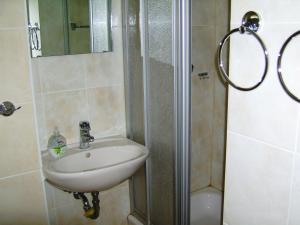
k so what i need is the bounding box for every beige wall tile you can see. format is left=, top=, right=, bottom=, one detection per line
left=191, top=134, right=212, bottom=191
left=111, top=0, right=122, bottom=27
left=211, top=161, right=224, bottom=190
left=227, top=24, right=299, bottom=151
left=54, top=182, right=130, bottom=225
left=0, top=29, right=32, bottom=104
left=43, top=90, right=89, bottom=148
left=225, top=1, right=300, bottom=224
left=29, top=1, right=128, bottom=223
left=211, top=126, right=226, bottom=190
left=44, top=181, right=55, bottom=210
left=51, top=183, right=75, bottom=208
left=37, top=55, right=86, bottom=93
left=191, top=0, right=228, bottom=192
left=191, top=75, right=214, bottom=191
left=48, top=208, right=58, bottom=225
left=31, top=58, right=42, bottom=94
left=0, top=103, right=39, bottom=178
left=85, top=52, right=123, bottom=88
left=55, top=203, right=85, bottom=225
left=215, top=0, right=229, bottom=26
left=224, top=132, right=293, bottom=225
left=111, top=27, right=124, bottom=55
left=288, top=155, right=300, bottom=225
left=35, top=93, right=48, bottom=150
left=192, top=26, right=216, bottom=76
left=87, top=86, right=126, bottom=138
left=0, top=0, right=26, bottom=28
left=99, top=181, right=130, bottom=225
left=0, top=171, right=48, bottom=225
left=34, top=17, right=125, bottom=152
left=85, top=27, right=124, bottom=88
left=192, top=0, right=216, bottom=26
left=0, top=1, right=48, bottom=225
left=231, top=0, right=300, bottom=25
left=212, top=72, right=227, bottom=190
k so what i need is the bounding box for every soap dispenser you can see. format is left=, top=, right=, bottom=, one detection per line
left=47, top=127, right=67, bottom=158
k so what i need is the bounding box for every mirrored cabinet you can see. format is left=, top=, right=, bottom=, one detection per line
left=26, top=0, right=113, bottom=57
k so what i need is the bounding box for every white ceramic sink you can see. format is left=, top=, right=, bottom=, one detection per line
left=43, top=137, right=149, bottom=192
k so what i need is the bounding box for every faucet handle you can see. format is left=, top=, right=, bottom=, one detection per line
left=0, top=101, right=21, bottom=117
left=79, top=121, right=91, bottom=130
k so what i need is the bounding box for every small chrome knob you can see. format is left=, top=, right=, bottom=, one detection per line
left=0, top=101, right=21, bottom=117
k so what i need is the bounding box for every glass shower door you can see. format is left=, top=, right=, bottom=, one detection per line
left=124, top=0, right=192, bottom=224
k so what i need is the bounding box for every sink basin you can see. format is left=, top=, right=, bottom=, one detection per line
left=42, top=137, right=149, bottom=192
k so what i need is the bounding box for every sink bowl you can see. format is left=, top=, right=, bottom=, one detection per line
left=42, top=137, right=149, bottom=192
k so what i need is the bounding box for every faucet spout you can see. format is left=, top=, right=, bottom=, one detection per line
left=79, top=121, right=94, bottom=149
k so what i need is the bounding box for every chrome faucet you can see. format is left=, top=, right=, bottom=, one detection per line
left=79, top=121, right=94, bottom=149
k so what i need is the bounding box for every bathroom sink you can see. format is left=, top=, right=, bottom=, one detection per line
left=42, top=137, right=149, bottom=192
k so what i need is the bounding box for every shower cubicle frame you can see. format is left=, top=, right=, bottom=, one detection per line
left=122, top=0, right=192, bottom=224
left=173, top=0, right=191, bottom=224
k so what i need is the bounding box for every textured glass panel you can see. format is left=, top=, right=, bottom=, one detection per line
left=147, top=0, right=175, bottom=224
left=124, top=0, right=175, bottom=223
left=125, top=0, right=147, bottom=220
left=148, top=0, right=172, bottom=64
left=127, top=0, right=145, bottom=145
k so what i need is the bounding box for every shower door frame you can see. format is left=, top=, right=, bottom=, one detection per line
left=123, top=0, right=192, bottom=223
left=173, top=0, right=192, bottom=225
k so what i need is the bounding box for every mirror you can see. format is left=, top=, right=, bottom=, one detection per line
left=27, top=0, right=112, bottom=57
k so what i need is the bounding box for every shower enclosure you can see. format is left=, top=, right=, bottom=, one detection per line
left=123, top=0, right=228, bottom=224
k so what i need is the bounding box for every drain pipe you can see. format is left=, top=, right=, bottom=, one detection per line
left=90, top=192, right=100, bottom=219
left=73, top=192, right=100, bottom=219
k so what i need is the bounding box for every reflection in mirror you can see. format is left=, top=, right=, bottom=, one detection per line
left=27, top=0, right=112, bottom=57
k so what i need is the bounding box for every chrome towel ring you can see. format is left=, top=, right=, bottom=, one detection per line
left=277, top=30, right=300, bottom=102
left=217, top=11, right=269, bottom=91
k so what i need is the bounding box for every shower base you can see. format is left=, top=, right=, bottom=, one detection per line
left=190, top=187, right=222, bottom=225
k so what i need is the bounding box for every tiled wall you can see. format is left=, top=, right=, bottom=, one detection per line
left=191, top=0, right=228, bottom=192
left=0, top=0, right=48, bottom=224
left=224, top=1, right=300, bottom=225
left=32, top=0, right=126, bottom=150
left=30, top=0, right=130, bottom=225
left=45, top=181, right=130, bottom=225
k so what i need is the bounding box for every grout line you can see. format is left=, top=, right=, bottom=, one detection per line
left=209, top=5, right=219, bottom=186
left=41, top=84, right=123, bottom=96
left=0, top=26, right=27, bottom=31
left=191, top=25, right=216, bottom=28
left=286, top=106, right=300, bottom=225
left=228, top=130, right=295, bottom=155
left=286, top=151, right=297, bottom=225
left=13, top=100, right=33, bottom=106
left=23, top=0, right=50, bottom=223
left=0, top=169, right=39, bottom=181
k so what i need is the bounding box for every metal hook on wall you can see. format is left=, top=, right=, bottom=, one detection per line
left=28, top=22, right=41, bottom=51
